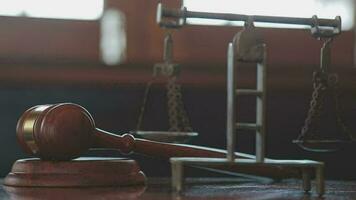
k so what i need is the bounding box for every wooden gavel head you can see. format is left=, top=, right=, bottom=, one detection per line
left=16, top=103, right=95, bottom=160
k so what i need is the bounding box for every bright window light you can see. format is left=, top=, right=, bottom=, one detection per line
left=184, top=0, right=354, bottom=30
left=0, top=0, right=104, bottom=20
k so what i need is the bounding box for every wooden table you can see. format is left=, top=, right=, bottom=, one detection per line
left=1, top=178, right=356, bottom=199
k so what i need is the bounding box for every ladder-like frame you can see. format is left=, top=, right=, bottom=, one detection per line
left=226, top=36, right=266, bottom=163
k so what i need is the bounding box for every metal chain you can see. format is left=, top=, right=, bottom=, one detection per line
left=136, top=74, right=192, bottom=132
left=136, top=30, right=192, bottom=132
left=300, top=70, right=355, bottom=141
left=166, top=76, right=193, bottom=132
left=330, top=74, right=356, bottom=141
left=299, top=70, right=327, bottom=140
left=166, top=77, right=179, bottom=131
left=136, top=77, right=155, bottom=131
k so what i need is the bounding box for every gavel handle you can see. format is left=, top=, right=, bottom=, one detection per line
left=94, top=128, right=299, bottom=179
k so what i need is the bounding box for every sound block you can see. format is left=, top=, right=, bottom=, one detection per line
left=4, top=185, right=146, bottom=200
left=4, top=157, right=146, bottom=187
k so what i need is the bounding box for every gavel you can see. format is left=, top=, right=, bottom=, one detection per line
left=16, top=103, right=298, bottom=178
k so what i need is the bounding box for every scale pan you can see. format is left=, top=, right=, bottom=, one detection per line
left=293, top=139, right=353, bottom=153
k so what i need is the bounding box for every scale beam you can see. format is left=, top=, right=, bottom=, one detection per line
left=157, top=3, right=341, bottom=32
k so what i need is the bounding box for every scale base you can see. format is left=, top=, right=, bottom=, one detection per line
left=170, top=157, right=325, bottom=196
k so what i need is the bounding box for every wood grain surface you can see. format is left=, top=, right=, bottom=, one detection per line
left=2, top=178, right=356, bottom=200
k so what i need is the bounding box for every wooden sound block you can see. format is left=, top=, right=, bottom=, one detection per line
left=4, top=157, right=146, bottom=187
left=3, top=185, right=146, bottom=200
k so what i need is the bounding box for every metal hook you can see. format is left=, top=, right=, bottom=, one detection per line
left=163, top=32, right=173, bottom=64
left=244, top=16, right=255, bottom=29
left=320, top=37, right=333, bottom=74
left=153, top=31, right=180, bottom=77
left=156, top=3, right=186, bottom=28
left=311, top=15, right=341, bottom=38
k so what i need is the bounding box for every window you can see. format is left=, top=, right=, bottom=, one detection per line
left=0, top=0, right=104, bottom=20
left=184, top=0, right=354, bottom=30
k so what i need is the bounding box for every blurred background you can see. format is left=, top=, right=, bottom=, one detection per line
left=0, top=0, right=356, bottom=179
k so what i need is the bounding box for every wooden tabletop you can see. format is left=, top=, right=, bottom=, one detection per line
left=1, top=178, right=356, bottom=199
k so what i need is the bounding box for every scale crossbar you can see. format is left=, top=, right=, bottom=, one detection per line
left=157, top=3, right=340, bottom=28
